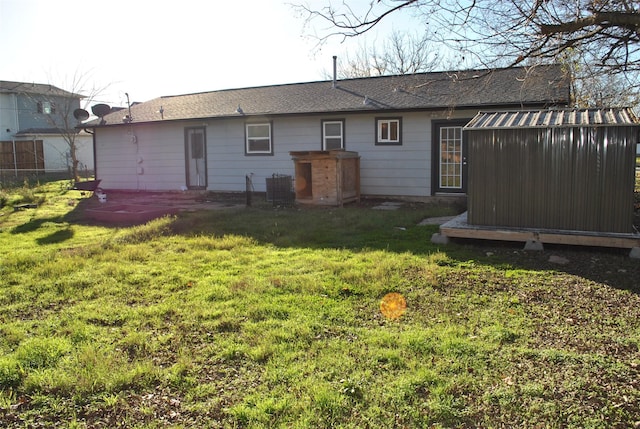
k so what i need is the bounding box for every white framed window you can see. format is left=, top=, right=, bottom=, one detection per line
left=245, top=122, right=273, bottom=155
left=376, top=117, right=401, bottom=145
left=37, top=101, right=55, bottom=114
left=322, top=119, right=344, bottom=150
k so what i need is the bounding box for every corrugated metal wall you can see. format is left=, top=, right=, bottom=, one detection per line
left=467, top=126, right=637, bottom=233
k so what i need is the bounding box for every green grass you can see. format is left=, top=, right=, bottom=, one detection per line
left=0, top=180, right=639, bottom=428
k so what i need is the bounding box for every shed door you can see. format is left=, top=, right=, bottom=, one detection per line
left=185, top=127, right=207, bottom=189
left=433, top=120, right=469, bottom=194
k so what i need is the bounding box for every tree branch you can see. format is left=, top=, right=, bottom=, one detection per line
left=297, top=0, right=419, bottom=38
left=540, top=12, right=640, bottom=35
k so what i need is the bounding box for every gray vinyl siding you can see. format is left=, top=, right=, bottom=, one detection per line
left=208, top=118, right=301, bottom=192
left=16, top=94, right=81, bottom=131
left=95, top=110, right=479, bottom=197
left=0, top=93, right=18, bottom=141
left=358, top=112, right=432, bottom=196
left=95, top=127, right=138, bottom=190
left=96, top=123, right=187, bottom=191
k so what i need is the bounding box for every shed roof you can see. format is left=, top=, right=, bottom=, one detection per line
left=465, top=108, right=640, bottom=130
left=87, top=64, right=570, bottom=127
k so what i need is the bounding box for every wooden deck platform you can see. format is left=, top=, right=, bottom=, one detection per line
left=437, top=212, right=640, bottom=250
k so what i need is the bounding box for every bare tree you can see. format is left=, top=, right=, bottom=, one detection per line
left=26, top=71, right=108, bottom=180
left=333, top=30, right=441, bottom=78
left=559, top=47, right=640, bottom=107
left=296, top=0, right=640, bottom=97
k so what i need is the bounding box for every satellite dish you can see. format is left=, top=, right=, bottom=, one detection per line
left=73, top=108, right=90, bottom=121
left=91, top=103, right=111, bottom=118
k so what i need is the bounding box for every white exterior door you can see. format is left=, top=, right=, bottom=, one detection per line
left=433, top=119, right=469, bottom=194
left=185, top=127, right=207, bottom=189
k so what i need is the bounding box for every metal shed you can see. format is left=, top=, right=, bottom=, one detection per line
left=464, top=108, right=639, bottom=234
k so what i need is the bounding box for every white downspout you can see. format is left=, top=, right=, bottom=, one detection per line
left=13, top=93, right=19, bottom=137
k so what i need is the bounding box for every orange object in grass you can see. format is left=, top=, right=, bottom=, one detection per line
left=380, top=292, right=407, bottom=320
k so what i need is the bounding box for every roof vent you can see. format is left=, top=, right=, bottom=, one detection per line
left=332, top=56, right=337, bottom=88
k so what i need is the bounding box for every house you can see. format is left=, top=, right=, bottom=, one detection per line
left=84, top=64, right=570, bottom=199
left=0, top=80, right=93, bottom=177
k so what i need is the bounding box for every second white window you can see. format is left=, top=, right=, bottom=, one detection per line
left=322, top=120, right=344, bottom=150
left=246, top=123, right=272, bottom=155
left=376, top=118, right=401, bottom=145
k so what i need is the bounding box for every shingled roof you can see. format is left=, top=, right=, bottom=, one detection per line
left=88, top=64, right=570, bottom=127
left=0, top=80, right=83, bottom=98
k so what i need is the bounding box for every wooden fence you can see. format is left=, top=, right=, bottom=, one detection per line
left=0, top=139, right=49, bottom=185
left=0, top=140, right=45, bottom=176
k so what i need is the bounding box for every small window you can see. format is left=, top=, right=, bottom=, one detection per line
left=191, top=133, right=204, bottom=159
left=246, top=123, right=273, bottom=155
left=376, top=117, right=402, bottom=145
left=322, top=119, right=344, bottom=150
left=37, top=101, right=55, bottom=114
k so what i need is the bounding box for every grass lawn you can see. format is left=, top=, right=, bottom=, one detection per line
left=0, top=180, right=639, bottom=428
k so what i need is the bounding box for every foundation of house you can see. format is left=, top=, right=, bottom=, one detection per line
left=434, top=212, right=640, bottom=258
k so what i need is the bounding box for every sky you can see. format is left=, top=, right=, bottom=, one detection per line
left=0, top=0, right=422, bottom=108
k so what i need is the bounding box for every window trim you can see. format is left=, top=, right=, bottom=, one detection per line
left=375, top=117, right=402, bottom=145
left=321, top=119, right=345, bottom=150
left=245, top=122, right=273, bottom=155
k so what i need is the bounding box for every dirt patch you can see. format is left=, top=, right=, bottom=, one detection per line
left=79, top=190, right=244, bottom=211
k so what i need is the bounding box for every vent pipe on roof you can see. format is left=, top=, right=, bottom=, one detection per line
left=125, top=92, right=133, bottom=123
left=332, top=56, right=337, bottom=88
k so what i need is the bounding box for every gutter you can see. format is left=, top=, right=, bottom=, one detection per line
left=81, top=101, right=569, bottom=130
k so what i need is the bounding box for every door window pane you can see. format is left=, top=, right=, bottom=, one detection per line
left=191, top=133, right=204, bottom=159
left=439, top=126, right=463, bottom=189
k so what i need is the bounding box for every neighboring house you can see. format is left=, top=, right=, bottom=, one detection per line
left=85, top=65, right=570, bottom=199
left=0, top=80, right=93, bottom=176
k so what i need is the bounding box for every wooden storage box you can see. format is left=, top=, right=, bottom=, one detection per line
left=290, top=150, right=360, bottom=206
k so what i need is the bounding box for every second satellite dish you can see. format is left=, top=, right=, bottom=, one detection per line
left=91, top=104, right=111, bottom=118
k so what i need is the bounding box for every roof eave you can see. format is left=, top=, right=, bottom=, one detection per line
left=85, top=99, right=568, bottom=129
